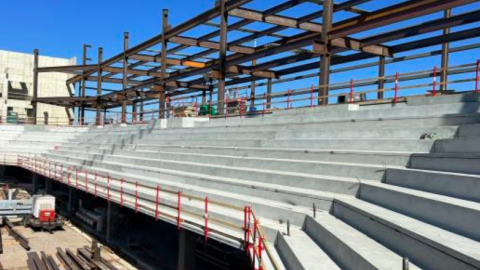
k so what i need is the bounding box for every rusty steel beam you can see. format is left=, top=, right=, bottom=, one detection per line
left=37, top=64, right=98, bottom=74
left=169, top=36, right=256, bottom=54
left=129, top=54, right=206, bottom=68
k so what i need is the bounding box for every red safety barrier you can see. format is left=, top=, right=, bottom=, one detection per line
left=67, top=167, right=71, bottom=186
left=244, top=206, right=251, bottom=250
left=54, top=163, right=57, bottom=180
left=155, top=186, right=160, bottom=221
left=262, top=92, right=266, bottom=117
left=75, top=169, right=79, bottom=189
left=135, top=181, right=139, bottom=213
left=350, top=79, right=354, bottom=104
left=204, top=196, right=209, bottom=243
left=94, top=172, right=98, bottom=197
left=310, top=85, right=314, bottom=108
left=287, top=89, right=291, bottom=109
left=476, top=60, right=479, bottom=93
left=107, top=175, right=111, bottom=202
left=120, top=179, right=124, bottom=207
left=60, top=165, right=64, bottom=182
left=177, top=191, right=182, bottom=230
left=394, top=72, right=400, bottom=104
left=432, top=66, right=438, bottom=96
left=257, top=236, right=263, bottom=270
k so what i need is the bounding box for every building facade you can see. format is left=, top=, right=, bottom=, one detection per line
left=0, top=50, right=75, bottom=125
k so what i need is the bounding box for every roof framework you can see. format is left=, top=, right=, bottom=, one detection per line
left=32, top=0, right=480, bottom=124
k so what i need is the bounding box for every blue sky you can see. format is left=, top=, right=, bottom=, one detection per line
left=1, top=0, right=480, bottom=114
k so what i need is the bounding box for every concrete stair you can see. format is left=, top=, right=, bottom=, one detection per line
left=3, top=93, right=480, bottom=270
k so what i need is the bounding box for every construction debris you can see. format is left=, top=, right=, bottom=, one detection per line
left=3, top=217, right=30, bottom=250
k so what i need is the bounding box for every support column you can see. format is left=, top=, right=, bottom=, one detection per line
left=31, top=173, right=39, bottom=194
left=32, top=49, right=39, bottom=125
left=378, top=56, right=386, bottom=100
left=67, top=187, right=78, bottom=217
left=177, top=229, right=196, bottom=270
left=159, top=9, right=169, bottom=119
left=0, top=166, right=5, bottom=178
left=96, top=47, right=103, bottom=126
left=132, top=101, right=137, bottom=123
left=318, top=0, right=333, bottom=106
left=139, top=102, right=144, bottom=122
left=106, top=201, right=120, bottom=241
left=249, top=59, right=257, bottom=111
left=440, top=9, right=451, bottom=93
left=217, top=0, right=228, bottom=115
left=266, top=78, right=273, bottom=109
left=80, top=44, right=91, bottom=125
left=45, top=177, right=53, bottom=195
left=122, top=32, right=129, bottom=124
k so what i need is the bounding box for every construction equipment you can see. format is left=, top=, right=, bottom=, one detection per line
left=22, top=195, right=64, bottom=232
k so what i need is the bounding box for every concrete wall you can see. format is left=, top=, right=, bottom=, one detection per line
left=0, top=50, right=75, bottom=124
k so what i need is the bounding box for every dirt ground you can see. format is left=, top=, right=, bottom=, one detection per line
left=0, top=220, right=137, bottom=270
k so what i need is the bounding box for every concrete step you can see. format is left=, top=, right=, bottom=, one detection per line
left=410, top=152, right=480, bottom=174
left=55, top=152, right=363, bottom=195
left=334, top=197, right=480, bottom=270
left=459, top=124, right=480, bottom=137
left=386, top=168, right=480, bottom=203
left=57, top=144, right=413, bottom=166
left=56, top=149, right=392, bottom=181
left=434, top=137, right=480, bottom=153
left=43, top=152, right=345, bottom=210
left=360, top=181, right=480, bottom=241
left=276, top=230, right=341, bottom=270
left=304, top=214, right=423, bottom=270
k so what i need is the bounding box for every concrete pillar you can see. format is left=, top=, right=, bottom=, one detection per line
left=68, top=187, right=78, bottom=216
left=106, top=201, right=120, bottom=241
left=177, top=229, right=196, bottom=270
left=45, top=177, right=53, bottom=195
left=31, top=173, right=39, bottom=194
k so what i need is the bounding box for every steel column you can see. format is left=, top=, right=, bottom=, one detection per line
left=440, top=9, right=451, bottom=92
left=80, top=44, right=91, bottom=125
left=378, top=56, right=385, bottom=99
left=96, top=47, right=103, bottom=126
left=319, top=0, right=333, bottom=105
left=159, top=9, right=169, bottom=119
left=217, top=0, right=228, bottom=115
left=32, top=49, right=39, bottom=125
left=122, top=33, right=129, bottom=124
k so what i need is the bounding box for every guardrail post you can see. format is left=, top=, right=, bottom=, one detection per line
left=155, top=186, right=160, bottom=221
left=204, top=196, right=209, bottom=243
left=394, top=72, right=400, bottom=104
left=310, top=85, right=314, bottom=108
left=60, top=164, right=63, bottom=182
left=94, top=172, right=98, bottom=197
left=120, top=179, right=124, bottom=207
left=177, top=191, right=182, bottom=230
left=244, top=206, right=251, bottom=251
left=107, top=175, right=111, bottom=202
left=432, top=66, right=438, bottom=96
left=75, top=169, right=79, bottom=189
left=258, top=236, right=263, bottom=270
left=475, top=60, right=479, bottom=93
left=67, top=167, right=71, bottom=186
left=350, top=79, right=354, bottom=104
left=85, top=171, right=89, bottom=192
left=287, top=89, right=291, bottom=109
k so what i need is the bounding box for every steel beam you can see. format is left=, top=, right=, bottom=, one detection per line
left=159, top=9, right=169, bottom=119
left=378, top=56, right=385, bottom=99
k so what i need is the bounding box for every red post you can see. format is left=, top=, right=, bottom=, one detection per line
left=60, top=165, right=63, bottom=182
left=475, top=60, right=479, bottom=93
left=94, top=172, right=98, bottom=197
left=204, top=196, right=209, bottom=243
left=432, top=66, right=438, bottom=96
left=135, top=181, right=139, bottom=213
left=258, top=236, right=263, bottom=270
left=350, top=79, right=354, bottom=104
left=120, top=179, right=124, bottom=207
left=394, top=72, right=399, bottom=104
left=262, top=92, right=266, bottom=117
left=75, top=169, right=79, bottom=189
left=67, top=168, right=71, bottom=186
left=244, top=206, right=251, bottom=251
left=310, top=85, right=314, bottom=108
left=287, top=89, right=291, bottom=109
left=155, top=186, right=160, bottom=221
left=177, top=191, right=182, bottom=230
